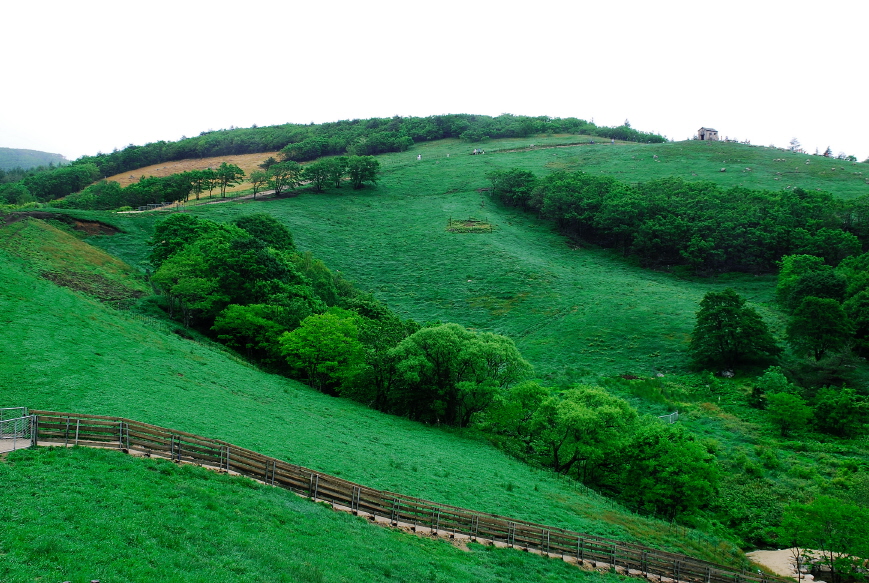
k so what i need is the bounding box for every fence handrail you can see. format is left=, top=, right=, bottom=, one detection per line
left=27, top=409, right=786, bottom=583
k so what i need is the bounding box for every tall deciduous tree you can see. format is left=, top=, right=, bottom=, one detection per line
left=216, top=162, right=245, bottom=198
left=786, top=297, right=853, bottom=360
left=248, top=170, right=269, bottom=198
left=302, top=160, right=330, bottom=192
left=389, top=323, right=531, bottom=427
left=325, top=156, right=348, bottom=188
left=529, top=385, right=636, bottom=478
left=268, top=161, right=302, bottom=195
left=346, top=156, right=380, bottom=189
left=689, top=289, right=781, bottom=369
left=779, top=497, right=869, bottom=583
left=278, top=309, right=365, bottom=393
left=766, top=392, right=812, bottom=436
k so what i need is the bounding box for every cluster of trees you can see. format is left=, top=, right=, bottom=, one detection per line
left=54, top=156, right=381, bottom=210
left=688, top=283, right=868, bottom=438
left=480, top=383, right=718, bottom=518
left=779, top=496, right=869, bottom=583
left=487, top=170, right=869, bottom=273
left=148, top=213, right=523, bottom=429
left=0, top=163, right=100, bottom=206
left=76, top=114, right=663, bottom=177
left=2, top=115, right=663, bottom=206
left=148, top=212, right=714, bottom=519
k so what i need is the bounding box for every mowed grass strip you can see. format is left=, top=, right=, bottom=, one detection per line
left=0, top=446, right=631, bottom=583
left=0, top=247, right=738, bottom=563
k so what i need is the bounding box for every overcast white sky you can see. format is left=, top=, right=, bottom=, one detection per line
left=1, top=0, right=866, bottom=161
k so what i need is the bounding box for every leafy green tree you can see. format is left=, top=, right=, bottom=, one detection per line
left=766, top=392, right=812, bottom=436
left=786, top=297, right=854, bottom=360
left=337, top=299, right=420, bottom=411
left=837, top=252, right=869, bottom=299
left=202, top=168, right=218, bottom=198
left=151, top=245, right=224, bottom=326
left=689, top=289, right=781, bottom=369
left=485, top=168, right=538, bottom=209
left=612, top=420, right=718, bottom=519
left=813, top=387, right=868, bottom=437
left=843, top=290, right=869, bottom=355
left=212, top=304, right=303, bottom=363
left=233, top=214, right=295, bottom=251
left=346, top=156, right=380, bottom=189
left=302, top=160, right=330, bottom=192
left=786, top=270, right=847, bottom=311
left=483, top=380, right=550, bottom=445
left=325, top=157, right=348, bottom=188
left=248, top=170, right=269, bottom=198
left=187, top=169, right=209, bottom=201
left=149, top=214, right=236, bottom=267
left=268, top=161, right=302, bottom=195
left=279, top=309, right=365, bottom=393
left=389, top=323, right=531, bottom=427
left=779, top=497, right=869, bottom=583
left=216, top=162, right=245, bottom=198
left=529, top=385, right=636, bottom=478
left=776, top=254, right=827, bottom=304
left=258, top=156, right=278, bottom=171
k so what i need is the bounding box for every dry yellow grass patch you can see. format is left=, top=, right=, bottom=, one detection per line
left=104, top=151, right=281, bottom=194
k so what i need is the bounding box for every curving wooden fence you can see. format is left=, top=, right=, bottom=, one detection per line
left=29, top=410, right=788, bottom=583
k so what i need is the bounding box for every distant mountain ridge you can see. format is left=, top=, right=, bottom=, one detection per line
left=0, top=147, right=67, bottom=170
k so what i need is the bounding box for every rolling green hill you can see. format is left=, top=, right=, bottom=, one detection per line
left=0, top=146, right=67, bottom=170
left=3, top=132, right=867, bottom=580
left=0, top=217, right=738, bottom=567
left=1, top=446, right=628, bottom=583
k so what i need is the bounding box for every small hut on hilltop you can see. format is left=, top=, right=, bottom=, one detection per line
left=697, top=127, right=719, bottom=141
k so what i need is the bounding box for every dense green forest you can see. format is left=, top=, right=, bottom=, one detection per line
left=486, top=169, right=868, bottom=273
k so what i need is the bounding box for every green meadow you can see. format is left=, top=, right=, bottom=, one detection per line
left=3, top=135, right=867, bottom=579
left=0, top=222, right=736, bottom=565
left=1, top=446, right=630, bottom=583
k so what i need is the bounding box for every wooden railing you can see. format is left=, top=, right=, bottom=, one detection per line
left=30, top=410, right=788, bottom=583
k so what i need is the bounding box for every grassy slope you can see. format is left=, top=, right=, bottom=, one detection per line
left=120, top=140, right=795, bottom=380
left=0, top=223, right=734, bottom=565
left=1, top=446, right=628, bottom=583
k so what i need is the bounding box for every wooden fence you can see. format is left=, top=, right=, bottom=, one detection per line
left=30, top=410, right=788, bottom=583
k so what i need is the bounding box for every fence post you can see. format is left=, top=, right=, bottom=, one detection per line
left=578, top=537, right=584, bottom=562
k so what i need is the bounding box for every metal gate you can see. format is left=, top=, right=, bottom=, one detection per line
left=0, top=407, right=36, bottom=453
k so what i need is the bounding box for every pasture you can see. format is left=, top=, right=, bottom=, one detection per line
left=0, top=223, right=736, bottom=562
left=0, top=446, right=630, bottom=583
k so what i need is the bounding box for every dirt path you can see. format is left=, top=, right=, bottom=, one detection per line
left=746, top=549, right=824, bottom=582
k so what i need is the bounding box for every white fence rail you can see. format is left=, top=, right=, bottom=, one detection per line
left=0, top=412, right=36, bottom=453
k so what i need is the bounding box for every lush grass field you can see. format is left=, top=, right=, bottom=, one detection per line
left=0, top=446, right=630, bottom=583
left=4, top=136, right=865, bottom=577
left=0, top=229, right=736, bottom=565
left=94, top=142, right=787, bottom=380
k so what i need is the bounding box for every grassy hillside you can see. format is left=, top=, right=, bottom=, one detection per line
left=0, top=219, right=737, bottom=565
left=88, top=143, right=791, bottom=379
left=0, top=146, right=67, bottom=170
left=1, top=446, right=628, bottom=583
